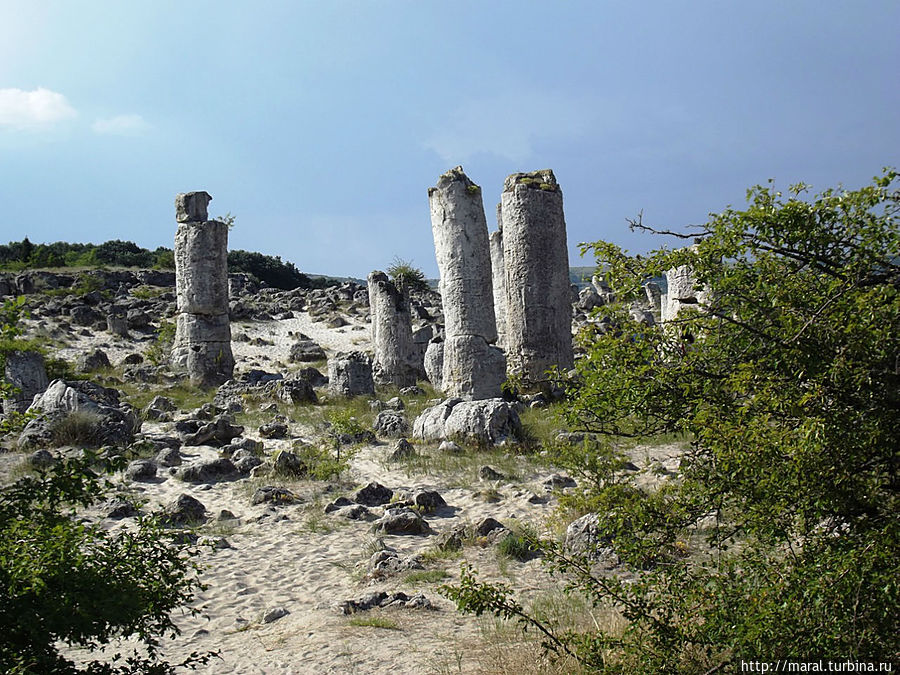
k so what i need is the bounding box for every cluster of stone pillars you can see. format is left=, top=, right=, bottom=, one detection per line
left=171, top=191, right=235, bottom=387
left=425, top=166, right=573, bottom=400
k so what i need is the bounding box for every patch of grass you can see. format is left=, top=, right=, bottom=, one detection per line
left=496, top=529, right=539, bottom=562
left=130, top=285, right=168, bottom=300
left=346, top=615, right=400, bottom=630
left=518, top=403, right=567, bottom=449
left=50, top=410, right=103, bottom=448
left=403, top=569, right=449, bottom=585
left=121, top=380, right=213, bottom=413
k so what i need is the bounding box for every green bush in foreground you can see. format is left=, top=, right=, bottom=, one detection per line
left=0, top=455, right=214, bottom=673
left=443, top=170, right=900, bottom=671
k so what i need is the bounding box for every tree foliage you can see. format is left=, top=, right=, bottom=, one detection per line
left=226, top=249, right=310, bottom=290
left=443, top=170, right=900, bottom=671
left=0, top=455, right=214, bottom=673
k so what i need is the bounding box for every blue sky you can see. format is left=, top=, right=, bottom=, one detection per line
left=1, top=1, right=897, bottom=278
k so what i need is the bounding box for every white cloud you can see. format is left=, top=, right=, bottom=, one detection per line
left=0, top=87, right=77, bottom=128
left=422, top=89, right=594, bottom=164
left=92, top=113, right=150, bottom=136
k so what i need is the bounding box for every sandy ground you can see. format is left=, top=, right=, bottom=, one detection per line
left=10, top=309, right=685, bottom=674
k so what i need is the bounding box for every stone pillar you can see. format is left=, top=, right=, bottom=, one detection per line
left=428, top=167, right=505, bottom=399
left=171, top=191, right=235, bottom=387
left=661, top=264, right=706, bottom=322
left=328, top=351, right=375, bottom=397
left=489, top=204, right=507, bottom=351
left=368, top=270, right=423, bottom=387
left=500, top=169, right=574, bottom=382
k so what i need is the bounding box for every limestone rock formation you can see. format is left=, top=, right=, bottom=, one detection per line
left=412, top=397, right=522, bottom=445
left=171, top=191, right=235, bottom=387
left=489, top=219, right=507, bottom=350
left=367, top=270, right=423, bottom=387
left=328, top=351, right=375, bottom=397
left=428, top=167, right=505, bottom=398
left=500, top=169, right=574, bottom=382
left=661, top=262, right=707, bottom=321
left=423, top=338, right=444, bottom=390
left=2, top=350, right=48, bottom=414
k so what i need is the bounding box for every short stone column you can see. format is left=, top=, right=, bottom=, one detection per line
left=428, top=167, right=505, bottom=399
left=2, top=350, right=48, bottom=414
left=171, top=191, right=235, bottom=387
left=489, top=207, right=507, bottom=351
left=500, top=170, right=574, bottom=382
left=328, top=351, right=375, bottom=397
left=368, top=270, right=423, bottom=387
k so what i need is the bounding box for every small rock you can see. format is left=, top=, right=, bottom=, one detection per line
left=324, top=496, right=356, bottom=513
left=413, top=490, right=446, bottom=513
left=161, top=493, right=207, bottom=526
left=355, top=482, right=393, bottom=506
left=388, top=438, right=415, bottom=461
left=374, top=506, right=432, bottom=535
left=273, top=450, right=307, bottom=477
left=544, top=473, right=577, bottom=490
left=438, top=440, right=462, bottom=454
left=263, top=607, right=290, bottom=623
left=475, top=517, right=507, bottom=537
left=251, top=486, right=298, bottom=506
left=479, top=465, right=504, bottom=481
left=125, top=459, right=157, bottom=481
left=155, top=447, right=182, bottom=467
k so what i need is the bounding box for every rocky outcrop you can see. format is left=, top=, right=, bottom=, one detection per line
left=328, top=351, right=374, bottom=397
left=2, top=350, right=48, bottom=415
left=428, top=167, right=505, bottom=399
left=171, top=191, right=235, bottom=387
left=368, top=271, right=423, bottom=387
left=19, top=379, right=141, bottom=449
left=412, top=397, right=522, bottom=445
left=500, top=170, right=573, bottom=383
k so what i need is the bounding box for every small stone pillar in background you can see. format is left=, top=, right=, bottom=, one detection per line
left=489, top=204, right=507, bottom=351
left=500, top=169, right=574, bottom=383
left=328, top=351, right=375, bottom=397
left=367, top=270, right=423, bottom=387
left=171, top=191, right=235, bottom=387
left=428, top=167, right=505, bottom=399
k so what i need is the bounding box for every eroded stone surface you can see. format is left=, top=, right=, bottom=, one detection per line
left=172, top=193, right=234, bottom=387
left=3, top=350, right=48, bottom=414
left=368, top=271, right=423, bottom=387
left=413, top=397, right=522, bottom=445
left=428, top=167, right=504, bottom=398
left=500, top=170, right=573, bottom=382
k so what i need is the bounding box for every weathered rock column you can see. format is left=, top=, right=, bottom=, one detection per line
left=489, top=206, right=507, bottom=351
left=2, top=351, right=48, bottom=414
left=500, top=169, right=574, bottom=382
left=367, top=270, right=423, bottom=387
left=428, top=167, right=505, bottom=399
left=171, top=191, right=235, bottom=387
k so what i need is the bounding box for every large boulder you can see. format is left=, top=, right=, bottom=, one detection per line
left=328, top=351, right=374, bottom=397
left=19, top=379, right=141, bottom=449
left=412, top=398, right=522, bottom=445
left=2, top=350, right=48, bottom=415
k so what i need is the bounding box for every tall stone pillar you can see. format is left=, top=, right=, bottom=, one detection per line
left=500, top=169, right=574, bottom=382
left=171, top=191, right=235, bottom=387
left=428, top=167, right=505, bottom=399
left=368, top=270, right=423, bottom=387
left=489, top=204, right=507, bottom=351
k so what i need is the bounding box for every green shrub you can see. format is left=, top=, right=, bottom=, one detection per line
left=386, top=257, right=430, bottom=294
left=145, top=320, right=175, bottom=366
left=443, top=170, right=900, bottom=671
left=0, top=455, right=214, bottom=673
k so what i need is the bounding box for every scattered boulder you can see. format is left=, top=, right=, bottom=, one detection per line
left=2, top=350, right=48, bottom=415
left=289, top=339, right=327, bottom=363
left=355, top=482, right=393, bottom=506
left=388, top=438, right=415, bottom=461
left=367, top=548, right=423, bottom=576
left=272, top=450, right=306, bottom=477
left=259, top=418, right=289, bottom=439
left=374, top=506, right=432, bottom=535
left=263, top=607, right=290, bottom=624
left=251, top=486, right=299, bottom=506
left=475, top=517, right=507, bottom=538
left=373, top=410, right=409, bottom=438
left=155, top=447, right=182, bottom=467
left=176, top=457, right=238, bottom=483
left=544, top=473, right=577, bottom=490
left=161, top=493, right=207, bottom=526
left=336, top=591, right=432, bottom=615
left=479, top=465, right=504, bottom=481
left=413, top=398, right=522, bottom=445
left=20, top=379, right=141, bottom=450
left=413, top=490, right=446, bottom=513
left=328, top=351, right=374, bottom=397
left=182, top=415, right=244, bottom=446
left=125, top=459, right=157, bottom=481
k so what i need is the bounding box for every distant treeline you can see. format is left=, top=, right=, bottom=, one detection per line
left=0, top=237, right=315, bottom=290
